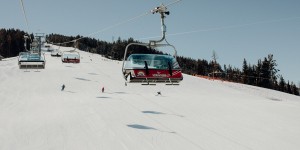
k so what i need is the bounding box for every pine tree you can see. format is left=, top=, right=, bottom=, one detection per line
left=211, top=50, right=219, bottom=79
left=279, top=75, right=285, bottom=92
left=248, top=64, right=256, bottom=85
left=261, top=57, right=271, bottom=88
left=242, top=58, right=248, bottom=84
left=256, top=59, right=263, bottom=86
left=291, top=82, right=299, bottom=95
left=287, top=81, right=292, bottom=94
left=267, top=54, right=279, bottom=89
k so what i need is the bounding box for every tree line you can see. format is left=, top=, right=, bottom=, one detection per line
left=46, top=34, right=163, bottom=59
left=0, top=28, right=32, bottom=58
left=46, top=34, right=299, bottom=96
left=0, top=29, right=298, bottom=96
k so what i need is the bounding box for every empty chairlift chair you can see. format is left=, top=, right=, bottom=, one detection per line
left=18, top=52, right=46, bottom=69
left=18, top=33, right=46, bottom=69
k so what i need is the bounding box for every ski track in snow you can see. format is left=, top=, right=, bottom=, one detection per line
left=0, top=44, right=300, bottom=150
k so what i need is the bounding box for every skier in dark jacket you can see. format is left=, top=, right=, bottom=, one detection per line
left=157, top=91, right=162, bottom=96
left=61, top=84, right=65, bottom=91
left=102, top=87, right=104, bottom=93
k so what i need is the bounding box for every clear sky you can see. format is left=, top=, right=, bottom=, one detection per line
left=1, top=0, right=299, bottom=84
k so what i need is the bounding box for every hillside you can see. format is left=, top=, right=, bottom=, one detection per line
left=0, top=45, right=300, bottom=150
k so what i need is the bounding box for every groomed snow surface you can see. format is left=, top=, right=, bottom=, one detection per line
left=1, top=45, right=300, bottom=150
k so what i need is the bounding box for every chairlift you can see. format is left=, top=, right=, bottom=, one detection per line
left=122, top=4, right=183, bottom=85
left=18, top=52, right=46, bottom=69
left=61, top=51, right=80, bottom=63
left=51, top=46, right=62, bottom=57
left=18, top=34, right=46, bottom=69
left=61, top=41, right=80, bottom=63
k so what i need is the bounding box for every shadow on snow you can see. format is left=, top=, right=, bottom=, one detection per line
left=127, top=124, right=157, bottom=130
left=142, top=110, right=184, bottom=118
left=74, top=77, right=91, bottom=81
left=88, top=73, right=99, bottom=75
left=142, top=111, right=165, bottom=115
left=127, top=124, right=176, bottom=134
left=96, top=96, right=111, bottom=99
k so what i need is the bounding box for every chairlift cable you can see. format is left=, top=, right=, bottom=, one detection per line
left=165, top=0, right=182, bottom=8
left=19, top=0, right=31, bottom=39
left=54, top=0, right=182, bottom=45
left=55, top=11, right=151, bottom=46
left=86, top=12, right=151, bottom=38
left=138, top=16, right=300, bottom=40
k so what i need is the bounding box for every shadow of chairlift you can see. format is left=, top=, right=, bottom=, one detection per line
left=140, top=80, right=179, bottom=86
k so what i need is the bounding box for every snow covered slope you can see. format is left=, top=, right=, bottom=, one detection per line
left=0, top=45, right=300, bottom=150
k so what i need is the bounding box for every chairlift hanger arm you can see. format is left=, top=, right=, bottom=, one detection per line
left=150, top=4, right=170, bottom=44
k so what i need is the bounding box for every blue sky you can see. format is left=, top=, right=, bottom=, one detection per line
left=1, top=0, right=300, bottom=84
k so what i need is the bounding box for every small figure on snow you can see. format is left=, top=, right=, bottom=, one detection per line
left=102, top=87, right=105, bottom=93
left=61, top=84, right=65, bottom=91
left=156, top=91, right=162, bottom=96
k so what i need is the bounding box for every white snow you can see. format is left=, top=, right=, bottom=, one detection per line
left=0, top=45, right=300, bottom=150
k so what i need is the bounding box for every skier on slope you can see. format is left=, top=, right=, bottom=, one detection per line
left=61, top=84, right=65, bottom=91
left=102, top=87, right=105, bottom=93
left=156, top=91, right=162, bottom=96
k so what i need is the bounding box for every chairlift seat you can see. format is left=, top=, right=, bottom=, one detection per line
left=61, top=51, right=80, bottom=63
left=18, top=52, right=45, bottom=69
left=123, top=54, right=183, bottom=84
